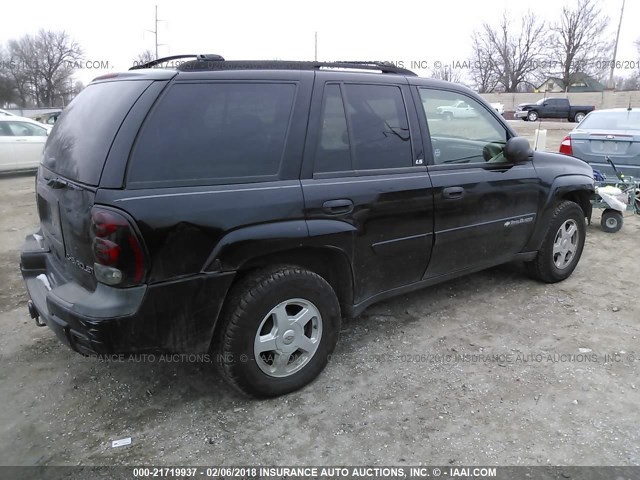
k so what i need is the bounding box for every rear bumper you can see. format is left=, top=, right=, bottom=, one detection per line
left=20, top=232, right=236, bottom=355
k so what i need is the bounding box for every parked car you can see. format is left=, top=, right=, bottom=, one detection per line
left=490, top=102, right=504, bottom=116
left=0, top=116, right=50, bottom=172
left=21, top=56, right=594, bottom=398
left=514, top=98, right=595, bottom=122
left=559, top=108, right=640, bottom=178
left=0, top=109, right=17, bottom=117
left=436, top=99, right=479, bottom=119
left=33, top=111, right=62, bottom=126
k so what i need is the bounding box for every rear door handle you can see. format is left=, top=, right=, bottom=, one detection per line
left=322, top=199, right=354, bottom=215
left=442, top=186, right=465, bottom=200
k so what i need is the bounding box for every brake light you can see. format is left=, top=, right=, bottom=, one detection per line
left=90, top=207, right=147, bottom=286
left=559, top=136, right=573, bottom=155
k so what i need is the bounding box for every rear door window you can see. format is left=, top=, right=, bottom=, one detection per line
left=43, top=80, right=152, bottom=185
left=343, top=84, right=412, bottom=170
left=127, top=82, right=297, bottom=187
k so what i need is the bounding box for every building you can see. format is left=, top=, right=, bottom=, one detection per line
left=536, top=74, right=606, bottom=93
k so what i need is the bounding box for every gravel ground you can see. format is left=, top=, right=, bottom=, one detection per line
left=0, top=140, right=639, bottom=467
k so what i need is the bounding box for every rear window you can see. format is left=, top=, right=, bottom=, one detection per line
left=43, top=80, right=152, bottom=186
left=578, top=111, right=640, bottom=131
left=127, top=82, right=297, bottom=187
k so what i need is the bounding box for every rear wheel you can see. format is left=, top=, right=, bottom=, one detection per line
left=216, top=266, right=341, bottom=397
left=601, top=209, right=623, bottom=233
left=526, top=201, right=586, bottom=283
left=574, top=112, right=586, bottom=123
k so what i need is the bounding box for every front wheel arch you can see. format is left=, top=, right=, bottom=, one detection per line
left=525, top=200, right=586, bottom=283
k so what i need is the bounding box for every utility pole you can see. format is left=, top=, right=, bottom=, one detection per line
left=145, top=5, right=166, bottom=60
left=314, top=32, right=318, bottom=61
left=608, top=0, right=625, bottom=89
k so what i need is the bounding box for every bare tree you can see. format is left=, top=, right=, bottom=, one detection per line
left=474, top=12, right=547, bottom=93
left=430, top=65, right=462, bottom=84
left=7, top=30, right=83, bottom=107
left=133, top=49, right=155, bottom=68
left=0, top=47, right=18, bottom=106
left=547, top=0, right=611, bottom=88
left=469, top=31, right=500, bottom=93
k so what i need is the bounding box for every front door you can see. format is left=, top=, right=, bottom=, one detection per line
left=415, top=87, right=541, bottom=278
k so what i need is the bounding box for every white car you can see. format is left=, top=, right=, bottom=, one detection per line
left=0, top=109, right=17, bottom=117
left=490, top=102, right=504, bottom=116
left=0, top=116, right=51, bottom=172
left=436, top=100, right=479, bottom=119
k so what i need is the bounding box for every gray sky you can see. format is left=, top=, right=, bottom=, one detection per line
left=2, top=0, right=638, bottom=85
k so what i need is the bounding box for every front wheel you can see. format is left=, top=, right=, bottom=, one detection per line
left=601, top=209, right=623, bottom=233
left=216, top=266, right=341, bottom=397
left=527, top=111, right=539, bottom=122
left=526, top=201, right=586, bottom=283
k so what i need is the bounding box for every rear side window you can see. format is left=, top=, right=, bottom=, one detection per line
left=43, top=80, right=152, bottom=186
left=128, top=83, right=297, bottom=187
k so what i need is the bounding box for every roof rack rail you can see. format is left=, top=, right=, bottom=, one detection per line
left=175, top=59, right=416, bottom=76
left=129, top=54, right=224, bottom=71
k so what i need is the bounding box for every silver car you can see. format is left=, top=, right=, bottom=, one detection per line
left=560, top=108, right=640, bottom=178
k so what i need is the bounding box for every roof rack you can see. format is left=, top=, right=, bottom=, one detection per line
left=172, top=58, right=416, bottom=76
left=129, top=54, right=225, bottom=71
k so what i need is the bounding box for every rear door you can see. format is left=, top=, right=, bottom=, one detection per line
left=416, top=87, right=540, bottom=278
left=550, top=99, right=567, bottom=119
left=37, top=79, right=155, bottom=290
left=302, top=73, right=434, bottom=304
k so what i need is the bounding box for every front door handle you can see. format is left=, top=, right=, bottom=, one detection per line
left=322, top=199, right=354, bottom=215
left=442, top=186, right=465, bottom=200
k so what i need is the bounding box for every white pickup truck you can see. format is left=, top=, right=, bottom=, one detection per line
left=436, top=100, right=478, bottom=119
left=490, top=102, right=505, bottom=116
left=437, top=100, right=504, bottom=119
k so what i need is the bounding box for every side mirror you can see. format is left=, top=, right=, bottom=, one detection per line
left=504, top=137, right=532, bottom=164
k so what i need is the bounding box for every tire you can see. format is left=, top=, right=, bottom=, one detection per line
left=443, top=112, right=453, bottom=121
left=601, top=209, right=623, bottom=233
left=525, top=201, right=586, bottom=283
left=216, top=265, right=341, bottom=398
left=527, top=111, right=538, bottom=122
left=522, top=117, right=529, bottom=122
left=574, top=112, right=586, bottom=123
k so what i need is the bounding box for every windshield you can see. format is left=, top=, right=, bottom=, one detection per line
left=535, top=99, right=546, bottom=105
left=42, top=80, right=152, bottom=185
left=578, top=111, right=640, bottom=131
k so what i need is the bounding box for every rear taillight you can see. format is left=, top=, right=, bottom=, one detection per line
left=90, top=207, right=147, bottom=286
left=559, top=135, right=573, bottom=155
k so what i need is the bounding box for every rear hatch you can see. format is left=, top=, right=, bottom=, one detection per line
left=37, top=79, right=153, bottom=290
left=570, top=129, right=640, bottom=178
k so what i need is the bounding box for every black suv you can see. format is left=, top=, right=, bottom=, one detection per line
left=20, top=56, right=594, bottom=397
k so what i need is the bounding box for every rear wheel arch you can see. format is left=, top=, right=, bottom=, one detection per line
left=230, top=247, right=354, bottom=318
